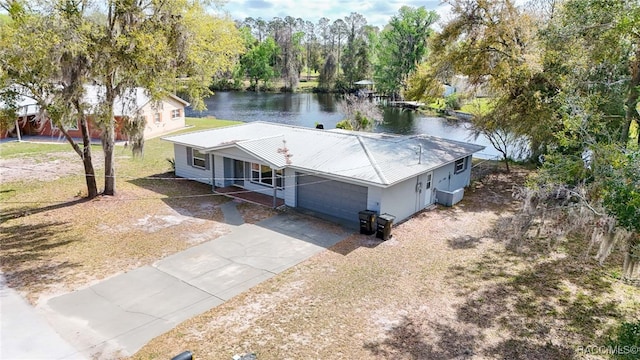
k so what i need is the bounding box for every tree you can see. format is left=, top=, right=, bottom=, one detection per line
left=341, top=12, right=370, bottom=86
left=421, top=0, right=557, bottom=158
left=330, top=19, right=347, bottom=72
left=318, top=53, right=337, bottom=92
left=1, top=0, right=243, bottom=197
left=599, top=148, right=640, bottom=281
left=316, top=17, right=331, bottom=56
left=303, top=20, right=316, bottom=81
left=269, top=16, right=303, bottom=91
left=240, top=36, right=279, bottom=91
left=1, top=0, right=99, bottom=198
left=553, top=0, right=640, bottom=145
left=373, top=6, right=438, bottom=99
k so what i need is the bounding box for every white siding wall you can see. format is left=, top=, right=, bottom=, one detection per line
left=214, top=154, right=225, bottom=187
left=284, top=168, right=296, bottom=206
left=173, top=145, right=212, bottom=185
left=141, top=97, right=186, bottom=139
left=433, top=156, right=473, bottom=192
left=380, top=176, right=419, bottom=223
left=243, top=180, right=284, bottom=198
left=367, top=186, right=382, bottom=213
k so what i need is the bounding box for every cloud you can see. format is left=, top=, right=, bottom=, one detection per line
left=219, top=0, right=451, bottom=28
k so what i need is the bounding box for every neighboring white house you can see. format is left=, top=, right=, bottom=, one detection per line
left=163, top=122, right=485, bottom=224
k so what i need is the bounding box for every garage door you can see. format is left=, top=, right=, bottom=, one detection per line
left=296, top=173, right=368, bottom=223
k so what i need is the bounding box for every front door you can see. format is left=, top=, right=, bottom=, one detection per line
left=416, top=172, right=433, bottom=211
left=423, top=172, right=433, bottom=207
left=233, top=160, right=244, bottom=186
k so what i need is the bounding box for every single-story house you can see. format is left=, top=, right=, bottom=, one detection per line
left=163, top=122, right=485, bottom=224
left=1, top=86, right=189, bottom=140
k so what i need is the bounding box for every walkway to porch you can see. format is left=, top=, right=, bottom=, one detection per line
left=214, top=186, right=285, bottom=208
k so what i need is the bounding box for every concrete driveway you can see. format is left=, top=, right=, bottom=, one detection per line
left=44, top=212, right=351, bottom=359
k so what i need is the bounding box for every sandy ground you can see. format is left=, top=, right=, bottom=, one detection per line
left=2, top=154, right=638, bottom=359
left=131, top=166, right=639, bottom=360
left=0, top=151, right=105, bottom=182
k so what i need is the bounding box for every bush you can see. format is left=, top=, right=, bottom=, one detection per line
left=209, top=78, right=242, bottom=91
left=607, top=320, right=640, bottom=360
left=335, top=119, right=353, bottom=130
left=445, top=93, right=461, bottom=110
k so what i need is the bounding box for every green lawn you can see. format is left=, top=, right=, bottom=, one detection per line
left=460, top=97, right=493, bottom=115
left=426, top=97, right=494, bottom=115
left=0, top=141, right=80, bottom=158
left=0, top=117, right=240, bottom=199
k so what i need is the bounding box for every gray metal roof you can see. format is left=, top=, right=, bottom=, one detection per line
left=163, top=122, right=485, bottom=187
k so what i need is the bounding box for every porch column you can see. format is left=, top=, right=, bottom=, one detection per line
left=272, top=172, right=277, bottom=208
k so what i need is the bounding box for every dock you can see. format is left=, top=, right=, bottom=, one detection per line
left=388, top=101, right=425, bottom=110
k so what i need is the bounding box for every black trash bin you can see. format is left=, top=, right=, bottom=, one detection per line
left=376, top=214, right=395, bottom=240
left=358, top=210, right=377, bottom=235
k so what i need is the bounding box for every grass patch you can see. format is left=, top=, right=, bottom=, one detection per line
left=181, top=117, right=241, bottom=133
left=0, top=141, right=80, bottom=158
left=460, top=97, right=493, bottom=115
left=296, top=80, right=319, bottom=91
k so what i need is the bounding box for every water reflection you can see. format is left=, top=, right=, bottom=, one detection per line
left=187, top=92, right=503, bottom=159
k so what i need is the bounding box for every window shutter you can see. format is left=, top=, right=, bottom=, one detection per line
left=205, top=153, right=211, bottom=170
left=186, top=147, right=192, bottom=167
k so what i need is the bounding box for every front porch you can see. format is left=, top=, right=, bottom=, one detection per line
left=215, top=186, right=285, bottom=208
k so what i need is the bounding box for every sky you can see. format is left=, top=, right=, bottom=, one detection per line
left=214, top=0, right=454, bottom=29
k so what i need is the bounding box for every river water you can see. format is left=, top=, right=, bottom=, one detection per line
left=186, top=92, right=502, bottom=159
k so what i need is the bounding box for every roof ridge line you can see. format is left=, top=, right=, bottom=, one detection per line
left=357, top=135, right=388, bottom=185
left=236, top=133, right=284, bottom=143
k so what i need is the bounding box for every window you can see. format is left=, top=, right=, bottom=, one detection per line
left=250, top=162, right=283, bottom=189
left=51, top=119, right=78, bottom=131
left=171, top=109, right=181, bottom=119
left=425, top=173, right=432, bottom=189
left=251, top=163, right=260, bottom=182
left=454, top=158, right=466, bottom=174
left=275, top=169, right=284, bottom=189
left=192, top=149, right=206, bottom=169
left=153, top=113, right=161, bottom=123
left=261, top=165, right=272, bottom=185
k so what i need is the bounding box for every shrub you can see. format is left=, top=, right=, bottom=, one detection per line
left=607, top=320, right=640, bottom=360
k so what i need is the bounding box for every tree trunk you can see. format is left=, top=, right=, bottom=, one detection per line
left=623, top=234, right=640, bottom=284
left=103, top=86, right=116, bottom=196
left=79, top=118, right=98, bottom=198
left=622, top=252, right=640, bottom=284
left=621, top=48, right=639, bottom=145
left=57, top=103, right=98, bottom=199
left=503, top=155, right=510, bottom=173
left=102, top=119, right=116, bottom=196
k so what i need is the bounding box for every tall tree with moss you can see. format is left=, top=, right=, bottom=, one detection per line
left=93, top=0, right=243, bottom=195
left=373, top=6, right=438, bottom=99
left=422, top=0, right=557, bottom=158
left=341, top=18, right=377, bottom=88
left=1, top=0, right=243, bottom=197
left=1, top=0, right=99, bottom=198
